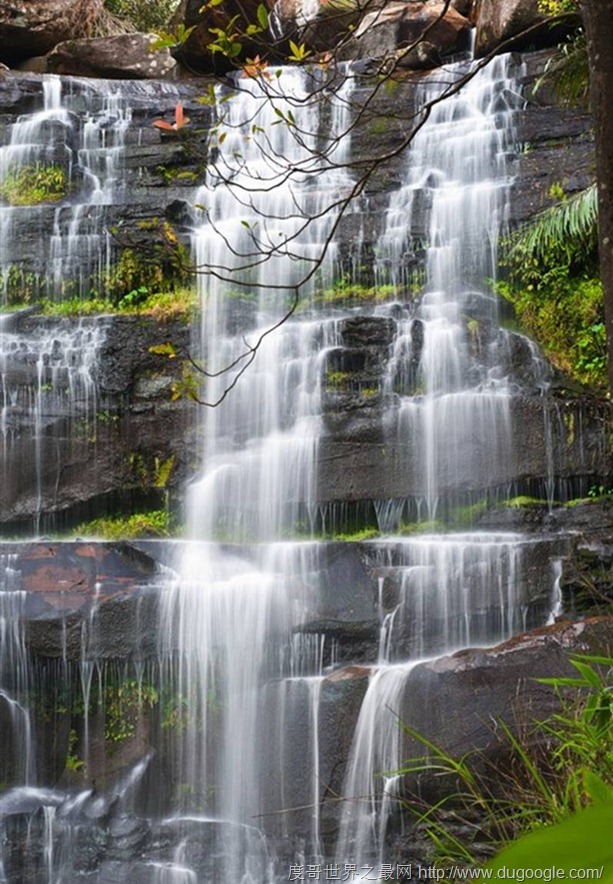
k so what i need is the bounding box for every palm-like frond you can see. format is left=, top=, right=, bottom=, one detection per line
left=512, top=184, right=598, bottom=264
left=534, top=30, right=589, bottom=107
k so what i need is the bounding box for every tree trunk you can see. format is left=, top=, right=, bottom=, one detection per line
left=581, top=0, right=613, bottom=395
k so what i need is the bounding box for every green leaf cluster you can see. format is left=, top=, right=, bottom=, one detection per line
left=0, top=164, right=68, bottom=206
left=104, top=0, right=180, bottom=32
left=499, top=187, right=605, bottom=389
left=75, top=509, right=172, bottom=539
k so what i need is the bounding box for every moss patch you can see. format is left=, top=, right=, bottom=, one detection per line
left=0, top=164, right=68, bottom=206
left=75, top=509, right=172, bottom=540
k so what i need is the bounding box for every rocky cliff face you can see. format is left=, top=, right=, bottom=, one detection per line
left=0, top=312, right=194, bottom=530
left=1, top=34, right=612, bottom=880
left=0, top=51, right=608, bottom=528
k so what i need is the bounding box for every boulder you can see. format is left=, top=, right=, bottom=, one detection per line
left=272, top=0, right=372, bottom=54
left=0, top=0, right=107, bottom=65
left=1, top=541, right=166, bottom=661
left=473, top=0, right=571, bottom=57
left=348, top=0, right=472, bottom=66
left=321, top=618, right=613, bottom=812
left=0, top=313, right=194, bottom=531
left=170, top=0, right=278, bottom=74
left=398, top=617, right=613, bottom=800
left=47, top=33, right=177, bottom=79
left=274, top=0, right=472, bottom=62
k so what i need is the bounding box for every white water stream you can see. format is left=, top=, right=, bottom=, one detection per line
left=160, top=55, right=560, bottom=882
left=0, top=55, right=570, bottom=884
left=0, top=75, right=182, bottom=303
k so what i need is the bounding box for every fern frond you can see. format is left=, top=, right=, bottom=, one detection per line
left=534, top=30, right=589, bottom=107
left=512, top=184, right=598, bottom=264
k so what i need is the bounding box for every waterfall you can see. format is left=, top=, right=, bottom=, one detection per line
left=0, top=555, right=35, bottom=785
left=0, top=52, right=582, bottom=884
left=0, top=316, right=105, bottom=531
left=159, top=67, right=356, bottom=882
left=0, top=75, right=181, bottom=303
left=377, top=55, right=523, bottom=520
left=334, top=56, right=557, bottom=872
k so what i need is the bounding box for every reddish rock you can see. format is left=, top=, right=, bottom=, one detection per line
left=398, top=617, right=613, bottom=799
left=335, top=0, right=472, bottom=67
left=325, top=664, right=373, bottom=682
left=473, top=0, right=573, bottom=57
left=0, top=542, right=163, bottom=661
left=273, top=0, right=368, bottom=53
left=274, top=0, right=471, bottom=59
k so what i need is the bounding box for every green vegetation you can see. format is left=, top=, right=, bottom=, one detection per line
left=325, top=369, right=352, bottom=391
left=11, top=286, right=197, bottom=320
left=103, top=680, right=159, bottom=750
left=488, top=801, right=613, bottom=878
left=506, top=496, right=548, bottom=508
left=0, top=164, right=68, bottom=206
left=65, top=729, right=85, bottom=773
left=104, top=0, right=180, bottom=31
left=75, top=509, right=172, bottom=539
left=499, top=185, right=606, bottom=390
left=311, top=281, right=406, bottom=308
left=63, top=676, right=161, bottom=772
left=403, top=654, right=613, bottom=867
left=537, top=0, right=577, bottom=12
left=323, top=527, right=380, bottom=541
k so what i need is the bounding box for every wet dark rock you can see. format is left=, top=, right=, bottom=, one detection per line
left=107, top=815, right=151, bottom=857
left=319, top=616, right=613, bottom=823
left=317, top=395, right=612, bottom=506
left=0, top=314, right=194, bottom=531
left=340, top=1, right=472, bottom=68
left=398, top=617, right=613, bottom=800
left=0, top=542, right=165, bottom=661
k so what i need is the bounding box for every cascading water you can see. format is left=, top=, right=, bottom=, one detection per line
left=157, top=53, right=564, bottom=883
left=0, top=75, right=181, bottom=303
left=0, top=51, right=588, bottom=884
left=377, top=55, right=522, bottom=520
left=0, top=315, right=105, bottom=531
left=334, top=56, right=560, bottom=872
left=158, top=66, right=356, bottom=881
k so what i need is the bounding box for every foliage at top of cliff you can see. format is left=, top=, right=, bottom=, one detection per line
left=104, top=0, right=180, bottom=32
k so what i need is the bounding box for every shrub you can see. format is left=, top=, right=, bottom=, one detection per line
left=104, top=0, right=180, bottom=32
left=0, top=164, right=68, bottom=206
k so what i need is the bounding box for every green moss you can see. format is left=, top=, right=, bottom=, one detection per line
left=326, top=369, right=352, bottom=390
left=28, top=286, right=196, bottom=319
left=75, top=509, right=172, bottom=539
left=314, top=281, right=405, bottom=307
left=0, top=164, right=68, bottom=206
left=368, top=118, right=391, bottom=137
left=360, top=386, right=380, bottom=398
left=0, top=266, right=40, bottom=306
left=399, top=519, right=446, bottom=535
left=506, top=496, right=548, bottom=508
left=103, top=680, right=158, bottom=752
left=497, top=222, right=606, bottom=390
left=449, top=499, right=489, bottom=528
left=323, top=527, right=380, bottom=541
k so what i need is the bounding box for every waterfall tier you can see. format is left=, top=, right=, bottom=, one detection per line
left=0, top=53, right=610, bottom=884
